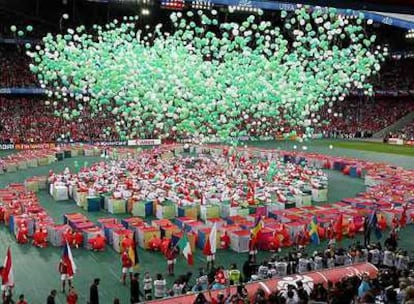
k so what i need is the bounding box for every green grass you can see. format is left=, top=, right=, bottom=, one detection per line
left=313, top=140, right=414, bottom=156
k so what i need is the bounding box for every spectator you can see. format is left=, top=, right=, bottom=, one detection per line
left=46, top=290, right=57, bottom=304
left=16, top=294, right=27, bottom=304
left=66, top=286, right=78, bottom=304
left=130, top=273, right=143, bottom=304
left=154, top=273, right=167, bottom=299
left=89, top=278, right=100, bottom=304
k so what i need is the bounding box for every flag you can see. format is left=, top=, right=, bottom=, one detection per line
left=251, top=216, right=264, bottom=239
left=400, top=203, right=408, bottom=227
left=62, top=242, right=76, bottom=277
left=368, top=209, right=382, bottom=240
left=2, top=247, right=14, bottom=287
left=128, top=233, right=139, bottom=268
left=309, top=216, right=320, bottom=245
left=334, top=214, right=343, bottom=242
left=177, top=233, right=193, bottom=265
left=209, top=223, right=217, bottom=255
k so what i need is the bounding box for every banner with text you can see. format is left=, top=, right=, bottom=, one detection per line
left=127, top=139, right=161, bottom=146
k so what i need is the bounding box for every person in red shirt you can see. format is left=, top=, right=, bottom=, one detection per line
left=66, top=286, right=78, bottom=304
left=220, top=231, right=230, bottom=250
left=0, top=206, right=4, bottom=224
left=248, top=233, right=258, bottom=263
left=33, top=228, right=48, bottom=248
left=72, top=231, right=83, bottom=249
left=121, top=234, right=133, bottom=253
left=63, top=228, right=73, bottom=246
left=166, top=243, right=178, bottom=276
left=16, top=294, right=28, bottom=304
left=17, top=224, right=28, bottom=244
left=120, top=249, right=133, bottom=285
left=59, top=258, right=73, bottom=293
left=348, top=218, right=356, bottom=238
left=89, top=234, right=106, bottom=251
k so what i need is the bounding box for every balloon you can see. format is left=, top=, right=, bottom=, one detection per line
left=28, top=7, right=384, bottom=141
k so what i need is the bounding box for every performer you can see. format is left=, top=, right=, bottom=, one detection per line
left=59, top=258, right=73, bottom=293
left=72, top=230, right=83, bottom=248
left=248, top=233, right=258, bottom=263
left=17, top=223, right=28, bottom=244
left=166, top=243, right=178, bottom=276
left=220, top=231, right=230, bottom=250
left=33, top=227, right=47, bottom=248
left=348, top=218, right=356, bottom=239
left=89, top=234, right=106, bottom=251
left=0, top=205, right=5, bottom=224
left=121, top=234, right=133, bottom=252
left=62, top=228, right=73, bottom=246
left=120, top=249, right=133, bottom=285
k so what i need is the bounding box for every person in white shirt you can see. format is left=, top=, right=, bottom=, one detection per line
left=298, top=256, right=309, bottom=274
left=143, top=271, right=153, bottom=301
left=383, top=249, right=395, bottom=268
left=153, top=273, right=166, bottom=299
left=257, top=262, right=269, bottom=280
left=369, top=246, right=380, bottom=266
left=276, top=261, right=288, bottom=277
left=396, top=251, right=409, bottom=271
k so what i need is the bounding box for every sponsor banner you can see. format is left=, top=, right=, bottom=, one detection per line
left=0, top=88, right=47, bottom=95
left=405, top=140, right=414, bottom=146
left=388, top=138, right=404, bottom=145
left=127, top=139, right=162, bottom=146
left=0, top=144, right=15, bottom=150
left=14, top=143, right=56, bottom=150
left=150, top=263, right=378, bottom=304
left=94, top=141, right=127, bottom=146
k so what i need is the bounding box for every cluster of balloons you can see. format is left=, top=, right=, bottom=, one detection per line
left=26, top=5, right=386, bottom=141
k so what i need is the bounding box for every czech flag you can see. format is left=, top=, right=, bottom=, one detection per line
left=2, top=247, right=14, bottom=287
left=309, top=216, right=320, bottom=245
left=62, top=242, right=76, bottom=277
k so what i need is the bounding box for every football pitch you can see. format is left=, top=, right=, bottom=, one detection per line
left=0, top=139, right=413, bottom=304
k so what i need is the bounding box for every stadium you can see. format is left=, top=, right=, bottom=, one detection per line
left=0, top=0, right=413, bottom=303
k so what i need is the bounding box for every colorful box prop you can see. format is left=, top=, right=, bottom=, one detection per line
left=73, top=189, right=88, bottom=208
left=108, top=198, right=126, bottom=214
left=85, top=196, right=101, bottom=212
left=131, top=200, right=153, bottom=218
left=220, top=202, right=240, bottom=218
left=112, top=229, right=134, bottom=253
left=177, top=205, right=198, bottom=220
left=311, top=188, right=328, bottom=202
left=121, top=217, right=145, bottom=230
left=230, top=230, right=250, bottom=253
left=174, top=217, right=196, bottom=229
left=155, top=201, right=175, bottom=219
left=137, top=226, right=161, bottom=249
left=48, top=224, right=71, bottom=247
left=102, top=223, right=124, bottom=245
left=52, top=184, right=69, bottom=201
left=24, top=179, right=39, bottom=193
left=83, top=227, right=104, bottom=249
left=160, top=225, right=181, bottom=239
left=200, top=205, right=220, bottom=221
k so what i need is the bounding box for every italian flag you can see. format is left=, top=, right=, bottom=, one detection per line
left=177, top=233, right=193, bottom=265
